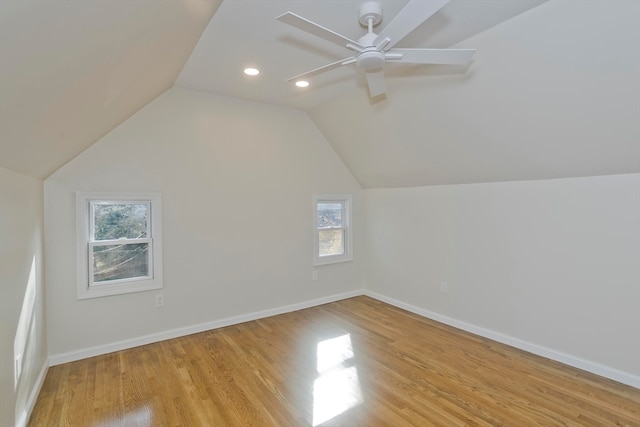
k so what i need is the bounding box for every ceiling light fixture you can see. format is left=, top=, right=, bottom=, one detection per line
left=295, top=80, right=309, bottom=88
left=243, top=67, right=260, bottom=76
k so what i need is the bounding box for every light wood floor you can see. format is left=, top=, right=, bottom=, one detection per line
left=29, top=296, right=640, bottom=426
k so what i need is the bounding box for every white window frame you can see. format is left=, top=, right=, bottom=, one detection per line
left=76, top=192, right=163, bottom=299
left=313, top=194, right=353, bottom=266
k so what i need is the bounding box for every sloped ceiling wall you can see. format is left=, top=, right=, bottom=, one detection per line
left=0, top=0, right=221, bottom=179
left=0, top=0, right=637, bottom=187
left=309, top=0, right=640, bottom=188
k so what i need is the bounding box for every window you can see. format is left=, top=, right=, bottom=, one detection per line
left=76, top=192, right=163, bottom=299
left=314, top=194, right=353, bottom=266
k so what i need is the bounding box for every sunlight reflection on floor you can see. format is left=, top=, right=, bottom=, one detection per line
left=313, top=334, right=363, bottom=426
left=95, top=405, right=152, bottom=427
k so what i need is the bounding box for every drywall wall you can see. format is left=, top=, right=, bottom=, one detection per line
left=0, top=167, right=48, bottom=427
left=44, top=87, right=362, bottom=359
left=364, top=174, right=640, bottom=384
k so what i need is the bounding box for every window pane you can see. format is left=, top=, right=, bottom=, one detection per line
left=318, top=202, right=343, bottom=228
left=92, top=243, right=149, bottom=283
left=319, top=229, right=345, bottom=257
left=94, top=203, right=148, bottom=240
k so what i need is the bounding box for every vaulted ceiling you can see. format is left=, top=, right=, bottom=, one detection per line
left=1, top=0, right=638, bottom=187
left=0, top=0, right=222, bottom=179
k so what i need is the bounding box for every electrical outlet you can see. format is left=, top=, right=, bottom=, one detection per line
left=440, top=282, right=448, bottom=294
left=155, top=294, right=165, bottom=307
left=312, top=271, right=319, bottom=281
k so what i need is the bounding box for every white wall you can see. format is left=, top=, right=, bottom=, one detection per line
left=0, top=167, right=48, bottom=427
left=44, top=87, right=363, bottom=360
left=364, top=174, right=640, bottom=385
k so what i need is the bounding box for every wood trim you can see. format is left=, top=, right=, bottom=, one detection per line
left=29, top=296, right=640, bottom=426
left=365, top=290, right=640, bottom=388
left=48, top=290, right=363, bottom=366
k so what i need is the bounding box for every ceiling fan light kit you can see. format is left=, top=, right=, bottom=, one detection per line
left=357, top=50, right=385, bottom=71
left=276, top=0, right=476, bottom=98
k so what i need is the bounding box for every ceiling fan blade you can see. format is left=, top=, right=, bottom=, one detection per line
left=387, top=48, right=476, bottom=65
left=285, top=57, right=356, bottom=82
left=365, top=70, right=387, bottom=98
left=277, top=12, right=363, bottom=50
left=373, top=0, right=449, bottom=50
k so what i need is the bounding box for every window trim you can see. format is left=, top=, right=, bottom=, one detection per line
left=76, top=192, right=163, bottom=299
left=313, top=194, right=353, bottom=266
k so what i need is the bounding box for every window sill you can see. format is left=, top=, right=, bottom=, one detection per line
left=78, top=278, right=162, bottom=300
left=314, top=254, right=354, bottom=267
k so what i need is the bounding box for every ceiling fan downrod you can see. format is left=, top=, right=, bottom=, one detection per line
left=356, top=1, right=386, bottom=71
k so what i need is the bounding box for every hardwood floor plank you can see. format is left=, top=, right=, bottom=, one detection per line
left=28, top=296, right=640, bottom=426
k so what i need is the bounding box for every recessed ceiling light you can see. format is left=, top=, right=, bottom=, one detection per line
left=295, top=80, right=309, bottom=88
left=244, top=67, right=260, bottom=76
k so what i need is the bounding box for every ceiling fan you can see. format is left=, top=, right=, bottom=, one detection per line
left=277, top=0, right=476, bottom=98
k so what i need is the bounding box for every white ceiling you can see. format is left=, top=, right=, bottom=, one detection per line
left=176, top=0, right=549, bottom=110
left=1, top=0, right=638, bottom=187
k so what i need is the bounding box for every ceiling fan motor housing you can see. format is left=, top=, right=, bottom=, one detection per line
left=357, top=1, right=385, bottom=70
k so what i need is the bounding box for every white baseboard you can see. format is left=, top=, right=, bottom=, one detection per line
left=49, top=289, right=364, bottom=366
left=16, top=360, right=49, bottom=427
left=48, top=288, right=639, bottom=390
left=363, top=290, right=640, bottom=389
